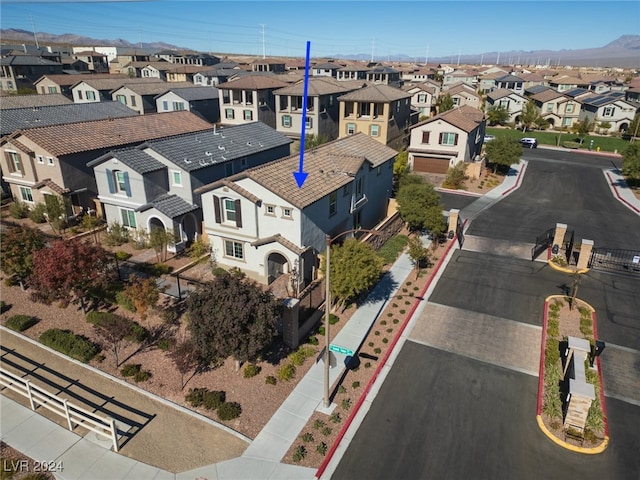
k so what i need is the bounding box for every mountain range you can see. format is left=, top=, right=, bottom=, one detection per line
left=1, top=29, right=639, bottom=68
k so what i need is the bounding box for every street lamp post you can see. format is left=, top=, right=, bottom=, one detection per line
left=323, top=228, right=381, bottom=409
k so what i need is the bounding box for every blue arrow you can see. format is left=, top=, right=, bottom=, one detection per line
left=293, top=41, right=311, bottom=188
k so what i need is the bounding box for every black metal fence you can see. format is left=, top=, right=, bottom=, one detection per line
left=532, top=227, right=555, bottom=261
left=589, top=247, right=640, bottom=275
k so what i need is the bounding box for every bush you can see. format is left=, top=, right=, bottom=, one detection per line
left=265, top=375, right=277, bottom=385
left=137, top=262, right=171, bottom=277
left=307, top=336, right=319, bottom=346
left=127, top=322, right=149, bottom=343
left=317, top=442, right=328, bottom=456
left=86, top=310, right=120, bottom=325
left=121, top=363, right=141, bottom=377
left=188, top=237, right=210, bottom=259
left=217, top=401, right=242, bottom=420
left=301, top=432, right=314, bottom=442
left=382, top=338, right=389, bottom=344
left=377, top=235, right=409, bottom=264
left=39, top=329, right=98, bottom=363
left=292, top=445, right=307, bottom=463
left=374, top=347, right=381, bottom=354
left=364, top=362, right=371, bottom=368
left=185, top=387, right=226, bottom=410
left=243, top=363, right=262, bottom=378
left=212, top=266, right=228, bottom=277
left=277, top=363, right=296, bottom=381
left=288, top=346, right=315, bottom=366
left=104, top=222, right=129, bottom=246
left=157, top=338, right=174, bottom=351
left=338, top=385, right=347, bottom=394
left=313, top=419, right=326, bottom=430
left=115, top=290, right=136, bottom=312
left=321, top=426, right=332, bottom=436
left=28, top=203, right=47, bottom=223
left=329, top=313, right=339, bottom=325
left=134, top=369, right=152, bottom=382
left=9, top=201, right=29, bottom=219
left=393, top=319, right=399, bottom=324
left=341, top=398, right=352, bottom=410
left=5, top=314, right=39, bottom=332
left=329, top=412, right=341, bottom=424
left=115, top=250, right=132, bottom=261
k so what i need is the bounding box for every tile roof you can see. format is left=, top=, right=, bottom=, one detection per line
left=313, top=62, right=342, bottom=70
left=250, top=234, right=304, bottom=255
left=1, top=101, right=138, bottom=136
left=495, top=74, right=525, bottom=82
left=156, top=86, right=219, bottom=101
left=486, top=88, right=525, bottom=101
left=71, top=77, right=162, bottom=91
left=532, top=90, right=566, bottom=102
left=35, top=73, right=128, bottom=87
left=7, top=111, right=213, bottom=157
left=445, top=83, right=478, bottom=96
left=337, top=84, right=411, bottom=102
left=196, top=133, right=397, bottom=209
left=89, top=147, right=166, bottom=175
left=139, top=193, right=199, bottom=218
left=274, top=77, right=357, bottom=96
left=33, top=178, right=69, bottom=195
left=217, top=75, right=291, bottom=90
left=142, top=121, right=292, bottom=172
left=414, top=105, right=484, bottom=133
left=0, top=94, right=73, bottom=109
left=0, top=55, right=61, bottom=66
left=525, top=85, right=552, bottom=95
left=111, top=81, right=193, bottom=95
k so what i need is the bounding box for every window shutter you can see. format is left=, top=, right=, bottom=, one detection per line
left=438, top=132, right=443, bottom=144
left=422, top=131, right=430, bottom=143
left=106, top=168, right=115, bottom=193
left=123, top=171, right=132, bottom=197
left=454, top=133, right=459, bottom=146
left=213, top=195, right=221, bottom=223
left=234, top=199, right=242, bottom=228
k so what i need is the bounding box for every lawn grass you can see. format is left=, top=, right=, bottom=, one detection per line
left=486, top=127, right=631, bottom=154
left=376, top=235, right=409, bottom=264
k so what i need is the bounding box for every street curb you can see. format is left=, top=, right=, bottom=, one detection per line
left=314, top=235, right=458, bottom=479
left=604, top=170, right=640, bottom=214
left=536, top=296, right=609, bottom=454
left=546, top=260, right=589, bottom=275
left=500, top=159, right=528, bottom=196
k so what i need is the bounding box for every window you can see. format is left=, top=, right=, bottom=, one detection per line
left=244, top=110, right=253, bottom=121
left=120, top=208, right=136, bottom=228
left=439, top=132, right=458, bottom=146
left=37, top=155, right=44, bottom=164
left=172, top=171, right=182, bottom=186
left=452, top=97, right=460, bottom=106
left=329, top=192, right=337, bottom=216
left=265, top=204, right=275, bottom=216
left=418, top=94, right=426, bottom=103
left=282, top=207, right=292, bottom=218
left=359, top=102, right=371, bottom=117
left=282, top=115, right=292, bottom=128
left=396, top=101, right=400, bottom=112
left=115, top=171, right=127, bottom=192
left=163, top=101, right=169, bottom=111
left=224, top=198, right=237, bottom=222
left=603, top=107, right=615, bottom=117
left=224, top=240, right=244, bottom=259
left=78, top=90, right=83, bottom=100
left=222, top=90, right=230, bottom=104
left=47, top=157, right=54, bottom=166
left=48, top=86, right=57, bottom=94
left=225, top=162, right=234, bottom=176
left=173, top=101, right=185, bottom=111
left=546, top=103, right=553, bottom=112
left=563, top=118, right=572, bottom=126
left=292, top=96, right=303, bottom=110
left=370, top=125, right=379, bottom=137
left=86, top=91, right=96, bottom=101
left=347, top=123, right=356, bottom=135
left=19, top=186, right=33, bottom=203
left=5, top=151, right=23, bottom=174
left=225, top=108, right=234, bottom=119
left=245, top=91, right=253, bottom=105
left=305, top=117, right=312, bottom=129
left=116, top=94, right=126, bottom=105
left=566, top=103, right=574, bottom=113
left=279, top=96, right=288, bottom=110
left=343, top=183, right=351, bottom=196
left=421, top=131, right=430, bottom=144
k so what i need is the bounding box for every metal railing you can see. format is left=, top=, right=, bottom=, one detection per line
left=0, top=367, right=119, bottom=451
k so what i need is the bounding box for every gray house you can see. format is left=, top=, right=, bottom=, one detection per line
left=88, top=122, right=292, bottom=247
left=154, top=86, right=220, bottom=123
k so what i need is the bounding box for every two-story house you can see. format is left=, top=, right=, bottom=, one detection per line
left=338, top=84, right=414, bottom=150
left=88, top=122, right=291, bottom=248
left=493, top=74, right=526, bottom=95
left=273, top=77, right=363, bottom=141
left=0, top=93, right=72, bottom=110
left=111, top=81, right=193, bottom=114
left=548, top=75, right=590, bottom=92
left=251, top=58, right=286, bottom=73
left=485, top=88, right=528, bottom=124
left=404, top=83, right=438, bottom=118
left=311, top=62, right=341, bottom=78
left=531, top=90, right=581, bottom=129
left=193, top=62, right=241, bottom=86
left=336, top=64, right=369, bottom=82
left=70, top=77, right=161, bottom=103
left=72, top=51, right=109, bottom=73
left=0, top=111, right=213, bottom=217
left=195, top=133, right=397, bottom=288
left=0, top=55, right=64, bottom=92
left=217, top=75, right=291, bottom=128
left=108, top=50, right=151, bottom=75
left=407, top=105, right=486, bottom=174
left=154, top=86, right=219, bottom=123
left=443, top=70, right=479, bottom=89
left=366, top=66, right=402, bottom=87
left=579, top=92, right=637, bottom=134
left=443, top=83, right=481, bottom=110
left=35, top=73, right=127, bottom=98
left=165, top=65, right=202, bottom=83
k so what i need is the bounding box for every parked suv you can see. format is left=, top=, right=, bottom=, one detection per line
left=519, top=137, right=538, bottom=148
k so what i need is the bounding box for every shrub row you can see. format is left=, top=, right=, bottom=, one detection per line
left=39, top=329, right=98, bottom=363
left=120, top=363, right=152, bottom=382
left=5, top=314, right=39, bottom=332
left=184, top=387, right=241, bottom=420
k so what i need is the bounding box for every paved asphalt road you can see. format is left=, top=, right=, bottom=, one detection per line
left=331, top=149, right=640, bottom=480
left=332, top=343, right=640, bottom=480
left=467, top=150, right=640, bottom=249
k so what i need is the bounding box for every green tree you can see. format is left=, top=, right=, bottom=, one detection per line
left=396, top=178, right=442, bottom=231
left=571, top=118, right=593, bottom=144
left=423, top=206, right=447, bottom=250
left=520, top=99, right=541, bottom=132
left=436, top=93, right=454, bottom=113
left=627, top=113, right=640, bottom=141
left=486, top=105, right=510, bottom=126
left=81, top=214, right=102, bottom=244
left=321, top=238, right=383, bottom=311
left=407, top=237, right=431, bottom=279
left=149, top=227, right=175, bottom=262
left=393, top=149, right=409, bottom=192
left=0, top=226, right=46, bottom=290
left=622, top=143, right=640, bottom=181
left=442, top=162, right=468, bottom=190
left=186, top=271, right=280, bottom=371
left=304, top=133, right=329, bottom=151
left=122, top=275, right=162, bottom=325
left=484, top=136, right=523, bottom=173
left=44, top=195, right=70, bottom=235
left=597, top=121, right=612, bottom=134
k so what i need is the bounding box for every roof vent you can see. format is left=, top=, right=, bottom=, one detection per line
left=184, top=157, right=191, bottom=164
left=218, top=145, right=225, bottom=151
left=205, top=151, right=212, bottom=156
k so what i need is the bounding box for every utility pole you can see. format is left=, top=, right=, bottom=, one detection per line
left=497, top=52, right=500, bottom=65
left=480, top=53, right=484, bottom=65
left=425, top=44, right=429, bottom=65
left=457, top=48, right=461, bottom=66
left=371, top=37, right=375, bottom=63
left=260, top=24, right=266, bottom=59
left=30, top=14, right=39, bottom=49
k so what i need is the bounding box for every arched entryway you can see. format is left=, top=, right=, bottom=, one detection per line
left=267, top=252, right=289, bottom=284
left=149, top=217, right=166, bottom=233
left=180, top=213, right=197, bottom=245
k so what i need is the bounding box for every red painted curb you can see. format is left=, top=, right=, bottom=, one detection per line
left=591, top=310, right=610, bottom=438
left=501, top=161, right=527, bottom=196
left=537, top=300, right=549, bottom=416
left=605, top=171, right=640, bottom=213
left=315, top=235, right=458, bottom=479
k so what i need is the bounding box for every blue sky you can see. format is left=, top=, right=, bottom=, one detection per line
left=1, top=1, right=637, bottom=60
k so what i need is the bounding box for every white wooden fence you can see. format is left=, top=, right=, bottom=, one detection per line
left=0, top=367, right=119, bottom=451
